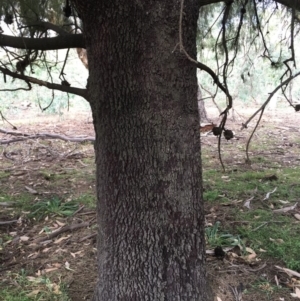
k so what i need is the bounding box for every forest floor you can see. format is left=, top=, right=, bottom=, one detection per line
left=0, top=103, right=300, bottom=301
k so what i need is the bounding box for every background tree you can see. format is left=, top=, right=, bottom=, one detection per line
left=0, top=1, right=299, bottom=300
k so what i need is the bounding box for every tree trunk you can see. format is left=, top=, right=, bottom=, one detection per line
left=78, top=1, right=210, bottom=300
left=197, top=87, right=209, bottom=124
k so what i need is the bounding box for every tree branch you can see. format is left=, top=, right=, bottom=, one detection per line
left=0, top=34, right=85, bottom=50
left=199, top=0, right=300, bottom=11
left=275, top=0, right=300, bottom=11
left=0, top=66, right=87, bottom=99
left=241, top=71, right=300, bottom=130
left=179, top=0, right=232, bottom=102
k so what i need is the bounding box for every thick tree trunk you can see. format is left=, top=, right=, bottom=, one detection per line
left=79, top=1, right=210, bottom=300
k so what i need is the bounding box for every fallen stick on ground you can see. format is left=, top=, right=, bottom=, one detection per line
left=0, top=220, right=18, bottom=225
left=0, top=128, right=95, bottom=144
left=33, top=222, right=90, bottom=244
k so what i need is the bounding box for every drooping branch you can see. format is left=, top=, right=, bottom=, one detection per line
left=221, top=1, right=232, bottom=97
left=198, top=0, right=300, bottom=12
left=241, top=71, right=300, bottom=130
left=0, top=66, right=87, bottom=99
left=200, top=84, right=222, bottom=113
left=0, top=34, right=85, bottom=50
left=252, top=0, right=272, bottom=61
left=179, top=0, right=232, bottom=104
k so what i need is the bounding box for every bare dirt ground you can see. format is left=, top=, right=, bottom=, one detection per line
left=0, top=104, right=299, bottom=301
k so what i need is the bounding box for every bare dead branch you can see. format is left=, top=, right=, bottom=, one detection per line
left=245, top=106, right=265, bottom=164
left=200, top=84, right=222, bottom=113
left=0, top=220, right=18, bottom=225
left=0, top=128, right=95, bottom=144
left=33, top=222, right=90, bottom=244
left=0, top=66, right=87, bottom=98
left=0, top=111, right=17, bottom=129
left=241, top=71, right=300, bottom=129
left=78, top=232, right=97, bottom=243
left=243, top=71, right=300, bottom=162
left=252, top=0, right=272, bottom=61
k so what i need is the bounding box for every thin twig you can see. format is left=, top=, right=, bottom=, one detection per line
left=33, top=222, right=90, bottom=244
left=245, top=106, right=264, bottom=164
left=241, top=71, right=300, bottom=130
left=178, top=0, right=232, bottom=102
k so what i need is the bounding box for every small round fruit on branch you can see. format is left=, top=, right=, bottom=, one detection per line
left=212, top=127, right=222, bottom=136
left=223, top=129, right=234, bottom=140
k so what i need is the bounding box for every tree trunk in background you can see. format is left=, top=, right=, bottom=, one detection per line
left=197, top=87, right=209, bottom=123
left=77, top=1, right=210, bottom=300
left=76, top=48, right=88, bottom=69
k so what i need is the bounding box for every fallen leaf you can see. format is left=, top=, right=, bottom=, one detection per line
left=275, top=266, right=300, bottom=278
left=294, top=214, right=300, bottom=221
left=259, top=248, right=267, bottom=252
left=54, top=235, right=71, bottom=244
left=26, top=290, right=40, bottom=297
left=270, top=238, right=284, bottom=244
left=279, top=200, right=290, bottom=204
left=262, top=187, right=277, bottom=201
left=295, top=287, right=300, bottom=298
left=20, top=236, right=30, bottom=241
left=52, top=283, right=62, bottom=295
left=244, top=196, right=254, bottom=209
left=56, top=220, right=65, bottom=227
left=25, top=186, right=38, bottom=194
left=27, top=276, right=38, bottom=282
left=44, top=267, right=59, bottom=273
left=274, top=203, right=298, bottom=213
left=65, top=261, right=74, bottom=271
left=42, top=247, right=52, bottom=253
left=27, top=252, right=38, bottom=258
left=246, top=247, right=255, bottom=254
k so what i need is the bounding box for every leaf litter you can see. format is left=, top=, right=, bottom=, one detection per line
left=1, top=109, right=300, bottom=300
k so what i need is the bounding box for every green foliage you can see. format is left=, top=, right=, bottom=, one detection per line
left=0, top=269, right=71, bottom=301
left=203, top=165, right=300, bottom=271
left=28, top=197, right=79, bottom=220
left=197, top=1, right=300, bottom=107
left=237, top=210, right=300, bottom=271
left=205, top=221, right=246, bottom=250
left=74, top=193, right=96, bottom=208
left=203, top=189, right=220, bottom=202
left=0, top=0, right=65, bottom=27
left=247, top=278, right=288, bottom=299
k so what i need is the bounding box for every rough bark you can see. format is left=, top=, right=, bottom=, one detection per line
left=75, top=1, right=210, bottom=300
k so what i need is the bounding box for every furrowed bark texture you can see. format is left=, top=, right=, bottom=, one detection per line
left=78, top=1, right=210, bottom=300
